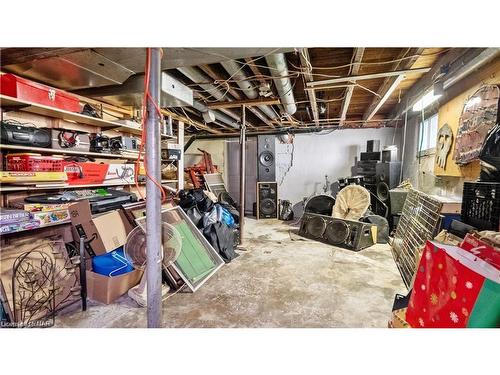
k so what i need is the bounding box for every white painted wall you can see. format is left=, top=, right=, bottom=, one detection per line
left=276, top=128, right=399, bottom=204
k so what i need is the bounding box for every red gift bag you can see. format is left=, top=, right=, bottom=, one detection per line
left=406, top=241, right=500, bottom=328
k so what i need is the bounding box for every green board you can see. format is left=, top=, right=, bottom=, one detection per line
left=173, top=222, right=217, bottom=285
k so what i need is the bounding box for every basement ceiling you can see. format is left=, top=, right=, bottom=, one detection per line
left=0, top=47, right=481, bottom=135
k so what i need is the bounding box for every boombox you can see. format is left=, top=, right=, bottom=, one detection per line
left=1, top=121, right=51, bottom=148
left=51, top=128, right=90, bottom=152
left=299, top=213, right=376, bottom=251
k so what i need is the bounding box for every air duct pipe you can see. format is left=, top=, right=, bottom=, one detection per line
left=221, top=60, right=278, bottom=121
left=192, top=99, right=240, bottom=129
left=265, top=53, right=297, bottom=115
left=178, top=66, right=241, bottom=128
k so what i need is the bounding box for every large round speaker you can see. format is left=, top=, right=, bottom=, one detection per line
left=259, top=198, right=276, bottom=216
left=325, top=220, right=350, bottom=245
left=376, top=181, right=390, bottom=202
left=259, top=151, right=274, bottom=167
left=305, top=215, right=326, bottom=238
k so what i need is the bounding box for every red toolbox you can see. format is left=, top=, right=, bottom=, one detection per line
left=0, top=73, right=80, bottom=112
left=6, top=153, right=64, bottom=172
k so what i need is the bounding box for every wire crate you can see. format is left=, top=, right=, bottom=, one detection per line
left=461, top=182, right=500, bottom=231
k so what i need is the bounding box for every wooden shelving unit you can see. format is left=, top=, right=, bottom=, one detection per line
left=0, top=94, right=176, bottom=138
left=0, top=143, right=141, bottom=160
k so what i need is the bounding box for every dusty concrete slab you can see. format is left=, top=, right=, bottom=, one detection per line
left=56, top=219, right=406, bottom=328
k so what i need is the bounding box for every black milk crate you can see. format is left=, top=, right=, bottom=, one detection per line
left=461, top=182, right=500, bottom=231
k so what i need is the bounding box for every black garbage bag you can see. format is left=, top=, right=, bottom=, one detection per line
left=279, top=199, right=294, bottom=221
left=178, top=188, right=214, bottom=213
left=202, top=222, right=239, bottom=263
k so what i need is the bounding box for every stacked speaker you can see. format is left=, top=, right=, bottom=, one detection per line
left=299, top=213, right=376, bottom=251
left=256, top=135, right=278, bottom=219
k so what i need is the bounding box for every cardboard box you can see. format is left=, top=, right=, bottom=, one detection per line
left=390, top=308, right=411, bottom=328
left=69, top=200, right=133, bottom=256
left=86, top=268, right=142, bottom=305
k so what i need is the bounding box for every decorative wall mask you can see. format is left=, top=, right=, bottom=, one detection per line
left=435, top=123, right=453, bottom=168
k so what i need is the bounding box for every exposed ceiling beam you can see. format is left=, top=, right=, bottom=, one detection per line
left=364, top=74, right=406, bottom=122
left=299, top=48, right=320, bottom=126
left=306, top=67, right=432, bottom=88
left=207, top=98, right=280, bottom=109
left=362, top=48, right=424, bottom=122
left=339, top=48, right=365, bottom=125
left=244, top=57, right=269, bottom=86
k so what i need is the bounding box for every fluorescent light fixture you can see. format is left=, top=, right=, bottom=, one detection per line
left=412, top=90, right=442, bottom=112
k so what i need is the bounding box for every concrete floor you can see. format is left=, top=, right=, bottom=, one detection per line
left=56, top=218, right=406, bottom=328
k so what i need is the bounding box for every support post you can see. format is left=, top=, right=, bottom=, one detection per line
left=239, top=105, right=246, bottom=245
left=146, top=48, right=162, bottom=328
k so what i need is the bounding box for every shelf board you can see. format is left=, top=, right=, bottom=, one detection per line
left=0, top=179, right=181, bottom=193
left=1, top=94, right=177, bottom=139
left=0, top=219, right=71, bottom=236
left=0, top=144, right=142, bottom=159
left=0, top=181, right=139, bottom=193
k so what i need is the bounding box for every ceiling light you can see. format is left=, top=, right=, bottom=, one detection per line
left=412, top=90, right=442, bottom=112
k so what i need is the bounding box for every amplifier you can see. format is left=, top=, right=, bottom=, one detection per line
left=161, top=143, right=182, bottom=160
left=51, top=129, right=90, bottom=152
left=257, top=181, right=278, bottom=219
left=109, top=136, right=140, bottom=152
left=299, top=213, right=376, bottom=251
left=1, top=121, right=51, bottom=148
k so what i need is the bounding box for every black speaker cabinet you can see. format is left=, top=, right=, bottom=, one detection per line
left=375, top=161, right=401, bottom=202
left=257, top=182, right=278, bottom=219
left=257, top=135, right=276, bottom=182
left=298, top=213, right=376, bottom=251
left=367, top=139, right=381, bottom=152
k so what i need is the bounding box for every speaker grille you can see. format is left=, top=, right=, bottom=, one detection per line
left=305, top=215, right=326, bottom=238
left=260, top=198, right=276, bottom=215
left=325, top=220, right=349, bottom=244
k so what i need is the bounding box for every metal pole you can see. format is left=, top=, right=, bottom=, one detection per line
left=239, top=105, right=246, bottom=245
left=146, top=48, right=162, bottom=328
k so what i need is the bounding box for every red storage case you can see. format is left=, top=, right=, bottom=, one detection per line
left=0, top=74, right=80, bottom=112
left=6, top=153, right=64, bottom=172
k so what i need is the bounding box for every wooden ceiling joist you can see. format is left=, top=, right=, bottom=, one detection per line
left=306, top=67, right=432, bottom=88
left=339, top=48, right=365, bottom=125
left=299, top=48, right=320, bottom=126
left=363, top=48, right=424, bottom=122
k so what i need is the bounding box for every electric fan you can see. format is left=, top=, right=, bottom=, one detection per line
left=332, top=184, right=371, bottom=221
left=124, top=222, right=182, bottom=307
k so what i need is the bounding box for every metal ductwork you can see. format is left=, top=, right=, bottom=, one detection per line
left=221, top=60, right=278, bottom=121
left=265, top=53, right=297, bottom=115
left=192, top=100, right=240, bottom=129
left=178, top=66, right=242, bottom=128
